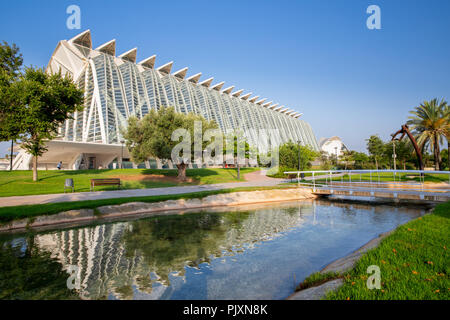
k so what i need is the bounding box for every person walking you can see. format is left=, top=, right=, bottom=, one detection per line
left=57, top=161, right=62, bottom=170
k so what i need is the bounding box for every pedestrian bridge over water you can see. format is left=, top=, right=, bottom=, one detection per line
left=284, top=170, right=450, bottom=202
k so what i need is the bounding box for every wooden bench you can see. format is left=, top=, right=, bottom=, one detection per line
left=90, top=178, right=121, bottom=191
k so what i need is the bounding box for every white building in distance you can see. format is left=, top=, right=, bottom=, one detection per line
left=319, top=136, right=348, bottom=157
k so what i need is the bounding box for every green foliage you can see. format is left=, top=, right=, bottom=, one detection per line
left=0, top=40, right=23, bottom=78
left=278, top=141, right=318, bottom=170
left=441, top=149, right=448, bottom=170
left=0, top=238, right=79, bottom=299
left=0, top=41, right=24, bottom=142
left=366, top=135, right=385, bottom=169
left=124, top=107, right=218, bottom=180
left=0, top=41, right=84, bottom=181
left=17, top=67, right=84, bottom=158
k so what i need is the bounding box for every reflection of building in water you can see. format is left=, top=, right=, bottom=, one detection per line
left=35, top=205, right=311, bottom=300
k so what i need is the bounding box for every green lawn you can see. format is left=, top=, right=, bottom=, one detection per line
left=0, top=185, right=293, bottom=223
left=297, top=201, right=450, bottom=300
left=0, top=168, right=260, bottom=197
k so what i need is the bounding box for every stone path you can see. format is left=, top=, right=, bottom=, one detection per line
left=0, top=170, right=283, bottom=207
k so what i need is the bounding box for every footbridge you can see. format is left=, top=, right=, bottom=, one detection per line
left=284, top=170, right=450, bottom=202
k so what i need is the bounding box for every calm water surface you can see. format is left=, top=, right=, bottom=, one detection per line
left=0, top=199, right=428, bottom=300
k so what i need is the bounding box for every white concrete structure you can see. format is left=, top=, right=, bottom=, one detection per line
left=11, top=30, right=319, bottom=170
left=319, top=136, right=348, bottom=157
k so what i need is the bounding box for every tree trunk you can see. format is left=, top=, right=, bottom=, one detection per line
left=448, top=140, right=450, bottom=170
left=375, top=158, right=378, bottom=170
left=176, top=162, right=187, bottom=182
left=403, top=161, right=406, bottom=171
left=33, top=156, right=38, bottom=182
left=237, top=162, right=240, bottom=180
left=434, top=135, right=440, bottom=171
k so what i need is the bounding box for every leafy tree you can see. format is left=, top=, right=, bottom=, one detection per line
left=441, top=149, right=448, bottom=170
left=366, top=135, right=384, bottom=169
left=442, top=103, right=450, bottom=170
left=407, top=98, right=448, bottom=170
left=339, top=150, right=355, bottom=170
left=124, top=106, right=218, bottom=181
left=278, top=141, right=318, bottom=170
left=15, top=68, right=84, bottom=181
left=0, top=41, right=23, bottom=170
left=222, top=130, right=251, bottom=180
left=384, top=140, right=412, bottom=170
left=319, top=151, right=332, bottom=170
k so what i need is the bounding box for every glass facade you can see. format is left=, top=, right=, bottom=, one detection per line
left=58, top=42, right=319, bottom=151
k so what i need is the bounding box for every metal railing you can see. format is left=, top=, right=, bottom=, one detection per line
left=283, top=169, right=450, bottom=195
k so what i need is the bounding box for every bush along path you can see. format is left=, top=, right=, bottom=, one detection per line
left=290, top=201, right=450, bottom=300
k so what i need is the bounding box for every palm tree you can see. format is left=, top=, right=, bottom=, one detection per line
left=442, top=104, right=450, bottom=169
left=407, top=98, right=448, bottom=170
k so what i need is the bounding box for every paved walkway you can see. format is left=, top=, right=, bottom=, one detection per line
left=0, top=170, right=283, bottom=208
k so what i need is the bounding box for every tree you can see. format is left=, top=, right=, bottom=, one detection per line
left=339, top=150, right=355, bottom=170
left=223, top=130, right=251, bottom=180
left=384, top=140, right=412, bottom=170
left=0, top=41, right=23, bottom=170
left=407, top=98, right=448, bottom=170
left=15, top=68, right=84, bottom=181
left=353, top=151, right=370, bottom=169
left=366, top=135, right=384, bottom=169
left=442, top=103, right=450, bottom=170
left=278, top=141, right=318, bottom=171
left=124, top=106, right=218, bottom=181
left=319, top=151, right=332, bottom=170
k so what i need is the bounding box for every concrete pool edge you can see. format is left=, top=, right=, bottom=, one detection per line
left=0, top=188, right=316, bottom=233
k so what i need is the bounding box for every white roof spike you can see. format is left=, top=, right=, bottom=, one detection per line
left=286, top=110, right=296, bottom=115
left=119, top=48, right=137, bottom=63
left=262, top=101, right=273, bottom=107
left=274, top=106, right=283, bottom=111
left=294, top=113, right=303, bottom=118
left=240, top=92, right=252, bottom=100
left=268, top=103, right=279, bottom=110
left=222, top=86, right=235, bottom=94
left=248, top=96, right=260, bottom=103
left=256, top=98, right=267, bottom=105
left=138, top=55, right=156, bottom=69
left=199, top=77, right=214, bottom=88
left=187, top=73, right=202, bottom=83
left=69, top=29, right=92, bottom=49
left=231, top=89, right=244, bottom=97
left=96, top=39, right=116, bottom=56
left=172, top=67, right=189, bottom=79
left=279, top=108, right=289, bottom=113
left=211, top=81, right=225, bottom=91
left=157, top=61, right=174, bottom=74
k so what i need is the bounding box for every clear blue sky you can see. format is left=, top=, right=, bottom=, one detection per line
left=1, top=0, right=449, bottom=156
